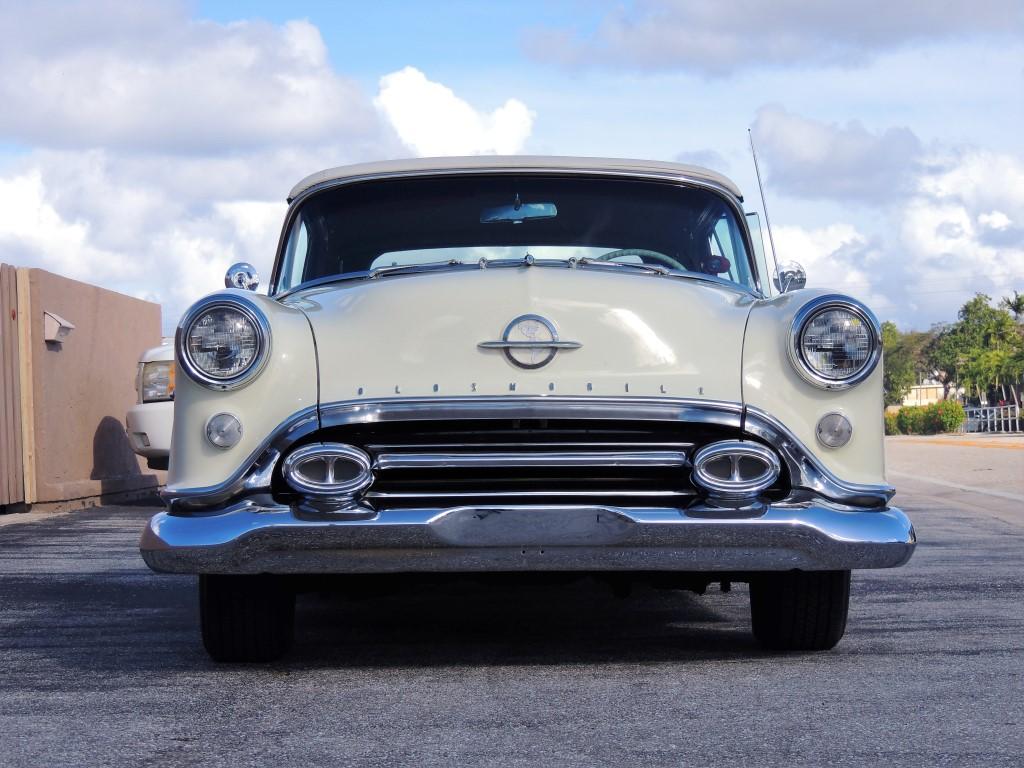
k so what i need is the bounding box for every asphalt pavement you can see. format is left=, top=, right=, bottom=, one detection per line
left=1, top=438, right=1022, bottom=767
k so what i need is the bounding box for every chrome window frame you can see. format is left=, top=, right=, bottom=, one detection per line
left=268, top=168, right=765, bottom=298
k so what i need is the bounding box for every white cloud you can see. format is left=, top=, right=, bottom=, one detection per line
left=773, top=223, right=888, bottom=308
left=374, top=66, right=534, bottom=156
left=0, top=3, right=382, bottom=152
left=898, top=149, right=1024, bottom=319
left=752, top=106, right=921, bottom=203
left=0, top=170, right=131, bottom=283
left=0, top=5, right=539, bottom=331
left=773, top=146, right=1024, bottom=327
left=526, top=0, right=1024, bottom=75
left=979, top=211, right=1011, bottom=231
left=0, top=167, right=285, bottom=323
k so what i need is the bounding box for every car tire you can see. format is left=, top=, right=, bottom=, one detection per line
left=749, top=570, right=850, bottom=651
left=199, top=574, right=295, bottom=662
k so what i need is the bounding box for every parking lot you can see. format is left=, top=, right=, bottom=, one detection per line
left=1, top=437, right=1022, bottom=767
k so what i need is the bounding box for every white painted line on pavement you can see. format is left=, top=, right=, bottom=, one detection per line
left=889, top=471, right=1024, bottom=503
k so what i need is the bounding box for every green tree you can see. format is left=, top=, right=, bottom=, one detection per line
left=881, top=321, right=917, bottom=407
left=926, top=293, right=1024, bottom=404
left=1001, top=290, right=1024, bottom=321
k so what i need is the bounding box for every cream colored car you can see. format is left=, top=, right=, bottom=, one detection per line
left=140, top=156, right=915, bottom=662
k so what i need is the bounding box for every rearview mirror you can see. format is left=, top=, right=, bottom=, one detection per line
left=481, top=195, right=557, bottom=224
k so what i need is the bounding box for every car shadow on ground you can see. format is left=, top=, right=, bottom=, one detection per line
left=3, top=571, right=765, bottom=674
left=287, top=576, right=761, bottom=668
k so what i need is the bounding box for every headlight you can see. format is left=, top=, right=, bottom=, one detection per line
left=789, top=295, right=881, bottom=390
left=177, top=297, right=270, bottom=389
left=140, top=360, right=175, bottom=402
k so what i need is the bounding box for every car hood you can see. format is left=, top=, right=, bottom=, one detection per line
left=286, top=268, right=754, bottom=405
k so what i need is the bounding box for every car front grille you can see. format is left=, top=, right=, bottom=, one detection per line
left=273, top=418, right=772, bottom=508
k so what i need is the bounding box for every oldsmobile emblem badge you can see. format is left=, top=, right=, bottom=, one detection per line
left=478, top=314, right=582, bottom=369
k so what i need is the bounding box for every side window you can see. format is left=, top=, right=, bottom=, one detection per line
left=279, top=219, right=309, bottom=291
left=745, top=211, right=772, bottom=295
left=703, top=212, right=755, bottom=290
left=710, top=217, right=734, bottom=259
left=708, top=215, right=737, bottom=282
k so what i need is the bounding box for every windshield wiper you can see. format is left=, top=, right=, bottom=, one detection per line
left=574, top=257, right=669, bottom=276
left=369, top=259, right=465, bottom=279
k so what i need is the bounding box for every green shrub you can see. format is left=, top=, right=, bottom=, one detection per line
left=890, top=401, right=965, bottom=435
left=896, top=405, right=927, bottom=435
left=884, top=411, right=900, bottom=435
left=927, top=400, right=966, bottom=433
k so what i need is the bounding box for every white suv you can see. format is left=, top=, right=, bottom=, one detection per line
left=126, top=341, right=174, bottom=470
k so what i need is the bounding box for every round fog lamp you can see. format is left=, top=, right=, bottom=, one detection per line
left=816, top=412, right=853, bottom=448
left=206, top=413, right=243, bottom=449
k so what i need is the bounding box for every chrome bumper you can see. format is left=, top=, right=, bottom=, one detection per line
left=140, top=500, right=916, bottom=575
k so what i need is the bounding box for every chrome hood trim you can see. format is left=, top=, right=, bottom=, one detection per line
left=162, top=396, right=893, bottom=511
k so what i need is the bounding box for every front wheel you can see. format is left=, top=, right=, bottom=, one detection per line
left=749, top=570, right=850, bottom=651
left=199, top=574, right=295, bottom=662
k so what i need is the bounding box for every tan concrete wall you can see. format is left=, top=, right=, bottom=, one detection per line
left=24, top=269, right=162, bottom=504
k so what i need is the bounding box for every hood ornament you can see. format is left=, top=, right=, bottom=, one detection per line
left=478, top=315, right=582, bottom=370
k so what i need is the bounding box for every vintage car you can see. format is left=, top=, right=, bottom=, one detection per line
left=126, top=341, right=174, bottom=470
left=140, top=156, right=916, bottom=662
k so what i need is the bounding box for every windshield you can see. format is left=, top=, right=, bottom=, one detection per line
left=275, top=175, right=756, bottom=292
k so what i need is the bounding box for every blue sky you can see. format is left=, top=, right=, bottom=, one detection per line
left=0, top=0, right=1021, bottom=331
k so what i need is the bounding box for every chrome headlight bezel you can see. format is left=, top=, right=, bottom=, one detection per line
left=788, top=295, right=882, bottom=391
left=176, top=295, right=271, bottom=390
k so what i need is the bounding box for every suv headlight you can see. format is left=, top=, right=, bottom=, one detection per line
left=177, top=297, right=270, bottom=390
left=140, top=360, right=175, bottom=402
left=789, top=295, right=881, bottom=390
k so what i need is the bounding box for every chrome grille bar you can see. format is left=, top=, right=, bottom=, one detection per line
left=373, top=450, right=690, bottom=471
left=365, top=441, right=694, bottom=451
left=364, top=489, right=695, bottom=500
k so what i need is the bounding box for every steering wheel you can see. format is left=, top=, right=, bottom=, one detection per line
left=596, top=248, right=687, bottom=272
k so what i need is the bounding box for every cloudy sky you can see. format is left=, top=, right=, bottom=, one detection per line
left=0, top=0, right=1021, bottom=332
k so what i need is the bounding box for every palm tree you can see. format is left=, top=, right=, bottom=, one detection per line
left=1001, top=290, right=1024, bottom=321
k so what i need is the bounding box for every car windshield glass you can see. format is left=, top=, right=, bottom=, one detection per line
left=276, top=175, right=755, bottom=292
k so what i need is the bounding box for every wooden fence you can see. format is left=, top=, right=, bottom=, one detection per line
left=0, top=264, right=25, bottom=506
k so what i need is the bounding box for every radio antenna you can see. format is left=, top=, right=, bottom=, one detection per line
left=748, top=128, right=780, bottom=277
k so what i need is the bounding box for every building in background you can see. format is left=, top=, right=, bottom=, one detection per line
left=1, top=264, right=162, bottom=512
left=901, top=378, right=946, bottom=408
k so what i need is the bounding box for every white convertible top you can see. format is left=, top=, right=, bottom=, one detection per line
left=288, top=155, right=743, bottom=202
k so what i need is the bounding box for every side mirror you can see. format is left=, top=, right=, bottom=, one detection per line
left=773, top=261, right=807, bottom=293
left=225, top=262, right=260, bottom=291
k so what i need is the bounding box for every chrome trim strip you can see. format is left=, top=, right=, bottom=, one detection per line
left=373, top=450, right=689, bottom=471
left=691, top=440, right=781, bottom=498
left=788, top=294, right=883, bottom=391
left=162, top=396, right=894, bottom=511
left=477, top=341, right=584, bottom=350
left=277, top=260, right=758, bottom=303
left=319, top=396, right=744, bottom=427
left=743, top=405, right=894, bottom=505
left=270, top=167, right=763, bottom=297
left=140, top=501, right=916, bottom=574
left=163, top=406, right=319, bottom=511
left=175, top=294, right=272, bottom=391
